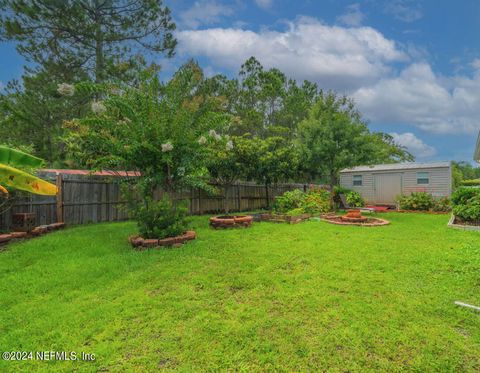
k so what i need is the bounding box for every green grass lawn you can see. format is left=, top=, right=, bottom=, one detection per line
left=1, top=213, right=479, bottom=371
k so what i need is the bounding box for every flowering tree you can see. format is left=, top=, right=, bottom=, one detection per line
left=64, top=62, right=230, bottom=238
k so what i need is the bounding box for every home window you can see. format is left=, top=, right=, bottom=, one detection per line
left=417, top=172, right=429, bottom=185
left=353, top=175, right=363, bottom=186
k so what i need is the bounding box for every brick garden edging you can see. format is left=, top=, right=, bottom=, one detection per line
left=129, top=231, right=196, bottom=250
left=0, top=222, right=66, bottom=247
left=260, top=213, right=311, bottom=224
left=209, top=215, right=253, bottom=229
left=321, top=215, right=390, bottom=227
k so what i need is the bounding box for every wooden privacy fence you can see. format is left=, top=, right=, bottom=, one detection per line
left=0, top=173, right=314, bottom=231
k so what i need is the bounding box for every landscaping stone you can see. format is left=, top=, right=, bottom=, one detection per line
left=10, top=231, right=28, bottom=239
left=0, top=234, right=12, bottom=245
left=209, top=215, right=253, bottom=229
left=48, top=222, right=66, bottom=230
left=31, top=226, right=48, bottom=236
left=130, top=231, right=197, bottom=249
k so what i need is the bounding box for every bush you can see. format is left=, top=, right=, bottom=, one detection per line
left=132, top=195, right=189, bottom=239
left=272, top=189, right=305, bottom=213
left=397, top=192, right=434, bottom=211
left=451, top=187, right=480, bottom=222
left=273, top=188, right=332, bottom=215
left=303, top=188, right=331, bottom=214
left=432, top=197, right=451, bottom=212
left=345, top=190, right=365, bottom=207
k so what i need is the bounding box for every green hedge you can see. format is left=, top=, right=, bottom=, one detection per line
left=451, top=187, right=480, bottom=222
left=460, top=179, right=480, bottom=187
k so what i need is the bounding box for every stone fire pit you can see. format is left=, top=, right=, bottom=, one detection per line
left=321, top=210, right=389, bottom=227
left=209, top=215, right=253, bottom=229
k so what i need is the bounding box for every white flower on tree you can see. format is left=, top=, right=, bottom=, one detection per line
left=198, top=136, right=207, bottom=145
left=91, top=101, right=107, bottom=114
left=209, top=129, right=222, bottom=140
left=161, top=142, right=174, bottom=152
left=57, top=83, right=75, bottom=96
left=226, top=140, right=234, bottom=150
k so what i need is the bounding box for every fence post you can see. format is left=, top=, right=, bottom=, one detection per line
left=55, top=173, right=64, bottom=223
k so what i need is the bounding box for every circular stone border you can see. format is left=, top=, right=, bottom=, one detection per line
left=209, top=215, right=253, bottom=229
left=129, top=231, right=196, bottom=250
left=321, top=215, right=390, bottom=227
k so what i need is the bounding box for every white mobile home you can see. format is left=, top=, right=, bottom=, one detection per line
left=339, top=162, right=452, bottom=205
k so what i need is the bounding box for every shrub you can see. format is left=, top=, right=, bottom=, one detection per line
left=303, top=188, right=331, bottom=214
left=397, top=192, right=434, bottom=211
left=132, top=195, right=189, bottom=239
left=451, top=187, right=480, bottom=222
left=432, top=197, right=451, bottom=212
left=273, top=189, right=305, bottom=213
left=451, top=187, right=479, bottom=205
left=273, top=188, right=332, bottom=215
left=345, top=190, right=365, bottom=207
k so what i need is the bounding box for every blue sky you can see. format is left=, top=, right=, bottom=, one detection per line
left=1, top=0, right=480, bottom=163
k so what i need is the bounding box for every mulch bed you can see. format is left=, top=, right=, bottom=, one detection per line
left=260, top=213, right=311, bottom=224
left=447, top=215, right=480, bottom=230
left=129, top=231, right=196, bottom=250
left=209, top=215, right=253, bottom=229
left=0, top=222, right=66, bottom=247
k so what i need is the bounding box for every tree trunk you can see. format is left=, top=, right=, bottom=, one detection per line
left=94, top=0, right=104, bottom=84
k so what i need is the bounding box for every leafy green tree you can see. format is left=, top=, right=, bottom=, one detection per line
left=0, top=0, right=176, bottom=83
left=211, top=57, right=319, bottom=139
left=244, top=136, right=300, bottom=207
left=297, top=92, right=411, bottom=190
left=0, top=63, right=90, bottom=163
left=64, top=62, right=230, bottom=237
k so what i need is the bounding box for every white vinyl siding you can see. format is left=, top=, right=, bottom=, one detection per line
left=416, top=172, right=429, bottom=185
left=340, top=164, right=451, bottom=204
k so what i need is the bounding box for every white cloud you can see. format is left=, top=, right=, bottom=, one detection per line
left=177, top=17, right=480, bottom=136
left=179, top=0, right=234, bottom=29
left=353, top=62, right=480, bottom=134
left=255, top=0, right=273, bottom=9
left=384, top=0, right=422, bottom=22
left=337, top=3, right=365, bottom=27
left=178, top=17, right=406, bottom=91
left=390, top=132, right=436, bottom=158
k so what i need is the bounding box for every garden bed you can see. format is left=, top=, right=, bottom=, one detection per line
left=0, top=222, right=66, bottom=247
left=209, top=215, right=253, bottom=229
left=447, top=215, right=480, bottom=231
left=321, top=215, right=390, bottom=227
left=260, top=213, right=311, bottom=224
left=129, top=231, right=196, bottom=250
